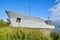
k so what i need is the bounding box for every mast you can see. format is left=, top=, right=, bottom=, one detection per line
left=28, top=0, right=31, bottom=16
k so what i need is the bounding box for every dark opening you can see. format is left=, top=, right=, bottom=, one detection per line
left=16, top=18, right=21, bottom=23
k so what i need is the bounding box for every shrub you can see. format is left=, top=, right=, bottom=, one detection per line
left=0, top=20, right=7, bottom=27
left=50, top=32, right=60, bottom=40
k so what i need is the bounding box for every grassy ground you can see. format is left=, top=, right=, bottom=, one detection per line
left=0, top=27, right=52, bottom=40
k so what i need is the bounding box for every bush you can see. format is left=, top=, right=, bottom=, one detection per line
left=50, top=32, right=60, bottom=40
left=0, top=20, right=7, bottom=27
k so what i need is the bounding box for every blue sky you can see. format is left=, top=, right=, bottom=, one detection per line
left=0, top=0, right=56, bottom=20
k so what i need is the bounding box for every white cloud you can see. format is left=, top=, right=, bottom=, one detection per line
left=49, top=0, right=60, bottom=21
left=55, top=0, right=60, bottom=3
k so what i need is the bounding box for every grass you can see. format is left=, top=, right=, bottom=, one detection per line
left=0, top=27, right=52, bottom=40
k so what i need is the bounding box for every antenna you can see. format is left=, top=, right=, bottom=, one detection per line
left=28, top=0, right=30, bottom=16
left=48, top=17, right=50, bottom=20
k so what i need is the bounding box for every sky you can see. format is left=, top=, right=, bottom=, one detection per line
left=0, top=0, right=59, bottom=20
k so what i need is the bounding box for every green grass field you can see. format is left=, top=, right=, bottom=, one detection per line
left=0, top=27, right=52, bottom=40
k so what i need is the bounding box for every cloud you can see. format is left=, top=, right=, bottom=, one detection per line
left=49, top=0, right=60, bottom=21
left=55, top=0, right=60, bottom=3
